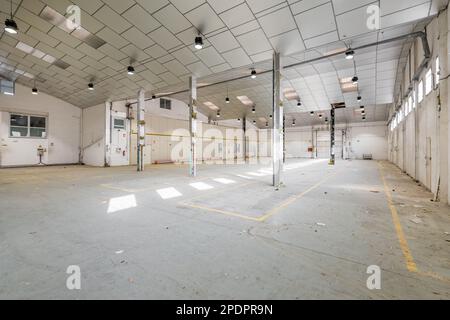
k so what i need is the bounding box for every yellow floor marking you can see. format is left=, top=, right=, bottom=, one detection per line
left=181, top=169, right=339, bottom=223
left=185, top=203, right=261, bottom=222
left=258, top=171, right=338, bottom=222
left=378, top=162, right=418, bottom=273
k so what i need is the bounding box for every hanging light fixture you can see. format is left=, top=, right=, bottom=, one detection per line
left=251, top=69, right=257, bottom=79
left=269, top=114, right=273, bottom=119
left=292, top=119, right=296, bottom=126
left=252, top=105, right=256, bottom=113
left=225, top=86, right=230, bottom=103
left=4, top=0, right=18, bottom=34
left=265, top=122, right=269, bottom=127
left=252, top=120, right=256, bottom=124
left=352, top=76, right=359, bottom=85
left=345, top=49, right=354, bottom=60
left=297, top=100, right=302, bottom=107
left=88, top=82, right=94, bottom=91
left=127, top=66, right=135, bottom=75
left=194, top=35, right=203, bottom=50
left=31, top=79, right=38, bottom=95
left=237, top=118, right=241, bottom=122
left=357, top=95, right=362, bottom=102
left=216, top=110, right=221, bottom=118
left=319, top=114, right=323, bottom=119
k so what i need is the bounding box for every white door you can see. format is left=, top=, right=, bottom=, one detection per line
left=110, top=117, right=129, bottom=166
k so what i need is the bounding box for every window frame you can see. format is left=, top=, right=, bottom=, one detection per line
left=425, top=68, right=433, bottom=95
left=9, top=113, right=48, bottom=139
left=418, top=80, right=424, bottom=103
left=435, top=56, right=440, bottom=87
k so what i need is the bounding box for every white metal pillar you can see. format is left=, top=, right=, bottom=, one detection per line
left=189, top=76, right=198, bottom=177
left=137, top=89, right=145, bottom=172
left=272, top=52, right=283, bottom=188
left=242, top=116, right=247, bottom=162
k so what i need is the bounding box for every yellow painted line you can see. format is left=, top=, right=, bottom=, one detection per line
left=258, top=171, right=339, bottom=222
left=180, top=169, right=339, bottom=223
left=184, top=203, right=261, bottom=222
left=378, top=161, right=418, bottom=273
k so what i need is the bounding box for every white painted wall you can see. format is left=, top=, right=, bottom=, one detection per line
left=0, top=83, right=81, bottom=167
left=81, top=104, right=105, bottom=167
left=285, top=122, right=388, bottom=160
left=388, top=11, right=449, bottom=203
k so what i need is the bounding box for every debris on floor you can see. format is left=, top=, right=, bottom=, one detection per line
left=410, top=216, right=423, bottom=224
left=316, top=222, right=326, bottom=227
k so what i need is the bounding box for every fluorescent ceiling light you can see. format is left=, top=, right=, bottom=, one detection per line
left=237, top=96, right=253, bottom=106
left=204, top=102, right=219, bottom=110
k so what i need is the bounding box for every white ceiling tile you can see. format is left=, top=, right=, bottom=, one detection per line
left=102, top=0, right=135, bottom=14
left=295, top=3, right=337, bottom=39
left=170, top=0, right=206, bottom=14
left=207, top=0, right=245, bottom=14
left=222, top=47, right=252, bottom=68
left=246, top=0, right=285, bottom=13
left=195, top=46, right=226, bottom=66
left=208, top=31, right=240, bottom=53
left=258, top=7, right=297, bottom=38
left=269, top=29, right=305, bottom=55
left=123, top=4, right=162, bottom=34
left=153, top=4, right=192, bottom=34
left=185, top=3, right=225, bottom=34
left=148, top=27, right=182, bottom=50
left=237, top=28, right=272, bottom=56
left=220, top=3, right=255, bottom=29
left=135, top=0, right=169, bottom=13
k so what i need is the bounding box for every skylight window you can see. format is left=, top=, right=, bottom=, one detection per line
left=236, top=96, right=254, bottom=106
left=425, top=69, right=432, bottom=95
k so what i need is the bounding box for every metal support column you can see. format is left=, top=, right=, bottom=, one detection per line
left=137, top=89, right=145, bottom=171
left=329, top=104, right=336, bottom=165
left=272, top=52, right=283, bottom=188
left=189, top=76, right=198, bottom=177
left=242, top=117, right=247, bottom=162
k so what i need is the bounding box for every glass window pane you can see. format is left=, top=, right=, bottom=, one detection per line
left=10, top=127, right=28, bottom=137
left=30, top=116, right=46, bottom=128
left=10, top=114, right=28, bottom=127
left=425, top=69, right=432, bottom=95
left=114, top=118, right=125, bottom=129
left=30, top=128, right=46, bottom=138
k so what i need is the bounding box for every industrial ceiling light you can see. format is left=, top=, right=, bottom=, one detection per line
left=251, top=69, right=257, bottom=79
left=292, top=119, right=296, bottom=126
left=216, top=110, right=221, bottom=118
left=253, top=120, right=256, bottom=124
left=127, top=66, right=135, bottom=75
left=225, top=97, right=230, bottom=104
left=362, top=117, right=366, bottom=121
left=266, top=122, right=269, bottom=127
left=297, top=100, right=302, bottom=107
left=88, top=82, right=94, bottom=91
left=360, top=105, right=365, bottom=109
left=325, top=117, right=329, bottom=123
left=31, top=87, right=38, bottom=95
left=237, top=118, right=241, bottom=122
left=152, top=94, right=156, bottom=99
left=345, top=49, right=354, bottom=60
left=194, top=35, right=203, bottom=50
left=352, top=76, right=359, bottom=85
left=319, top=114, right=323, bottom=119
left=252, top=105, right=256, bottom=113
left=357, top=95, right=362, bottom=102
left=4, top=0, right=18, bottom=34
left=310, top=111, right=314, bottom=116
left=269, top=114, right=273, bottom=119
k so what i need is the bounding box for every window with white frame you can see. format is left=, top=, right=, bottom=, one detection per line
left=425, top=69, right=432, bottom=95
left=435, top=56, right=440, bottom=87
left=412, top=90, right=416, bottom=109
left=408, top=95, right=413, bottom=114
left=10, top=114, right=47, bottom=138
left=418, top=80, right=424, bottom=103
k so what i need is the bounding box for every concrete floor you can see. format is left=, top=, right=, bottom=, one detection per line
left=0, top=159, right=449, bottom=299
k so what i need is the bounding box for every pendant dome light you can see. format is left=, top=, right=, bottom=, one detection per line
left=4, top=0, right=18, bottom=34
left=194, top=35, right=203, bottom=50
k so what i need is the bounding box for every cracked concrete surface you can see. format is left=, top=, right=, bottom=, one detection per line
left=0, top=159, right=449, bottom=299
